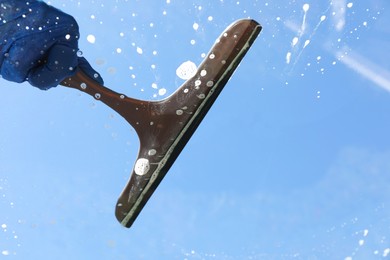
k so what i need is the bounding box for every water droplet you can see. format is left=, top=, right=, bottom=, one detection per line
left=176, top=110, right=184, bottom=115
left=80, top=83, right=87, bottom=89
left=148, top=149, right=157, bottom=156
left=195, top=80, right=202, bottom=87
left=206, top=81, right=214, bottom=87
left=95, top=93, right=101, bottom=99
left=120, top=95, right=125, bottom=99
left=77, top=50, right=83, bottom=57
left=200, top=70, right=207, bottom=77
left=197, top=94, right=205, bottom=99
left=209, top=53, right=215, bottom=59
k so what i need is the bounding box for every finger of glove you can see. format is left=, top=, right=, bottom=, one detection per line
left=77, top=56, right=104, bottom=85
left=0, top=37, right=44, bottom=84
left=28, top=44, right=78, bottom=90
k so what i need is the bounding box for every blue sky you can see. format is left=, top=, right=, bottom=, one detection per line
left=1, top=0, right=390, bottom=259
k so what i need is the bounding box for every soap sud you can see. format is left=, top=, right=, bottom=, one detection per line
left=87, top=34, right=96, bottom=44
left=176, top=61, right=197, bottom=80
left=158, top=88, right=167, bottom=96
left=134, top=158, right=150, bottom=176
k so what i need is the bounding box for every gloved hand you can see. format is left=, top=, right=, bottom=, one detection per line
left=0, top=0, right=104, bottom=90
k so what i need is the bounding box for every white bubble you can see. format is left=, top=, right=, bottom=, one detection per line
left=87, top=34, right=96, bottom=44
left=286, top=52, right=292, bottom=64
left=208, top=16, right=213, bottom=21
left=320, top=15, right=327, bottom=21
left=303, top=40, right=310, bottom=48
left=134, top=158, right=150, bottom=176
left=193, top=23, right=199, bottom=31
left=303, top=3, right=310, bottom=12
left=176, top=110, right=184, bottom=115
left=136, top=47, right=143, bottom=54
left=1, top=224, right=6, bottom=229
left=159, top=88, right=167, bottom=96
left=176, top=61, right=197, bottom=80
left=148, top=149, right=157, bottom=156
left=347, top=2, right=353, bottom=8
left=2, top=250, right=9, bottom=256
left=152, top=83, right=158, bottom=89
left=206, top=81, right=214, bottom=87
left=195, top=80, right=202, bottom=87
left=292, top=37, right=299, bottom=47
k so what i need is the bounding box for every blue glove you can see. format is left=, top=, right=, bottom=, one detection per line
left=0, top=0, right=104, bottom=90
